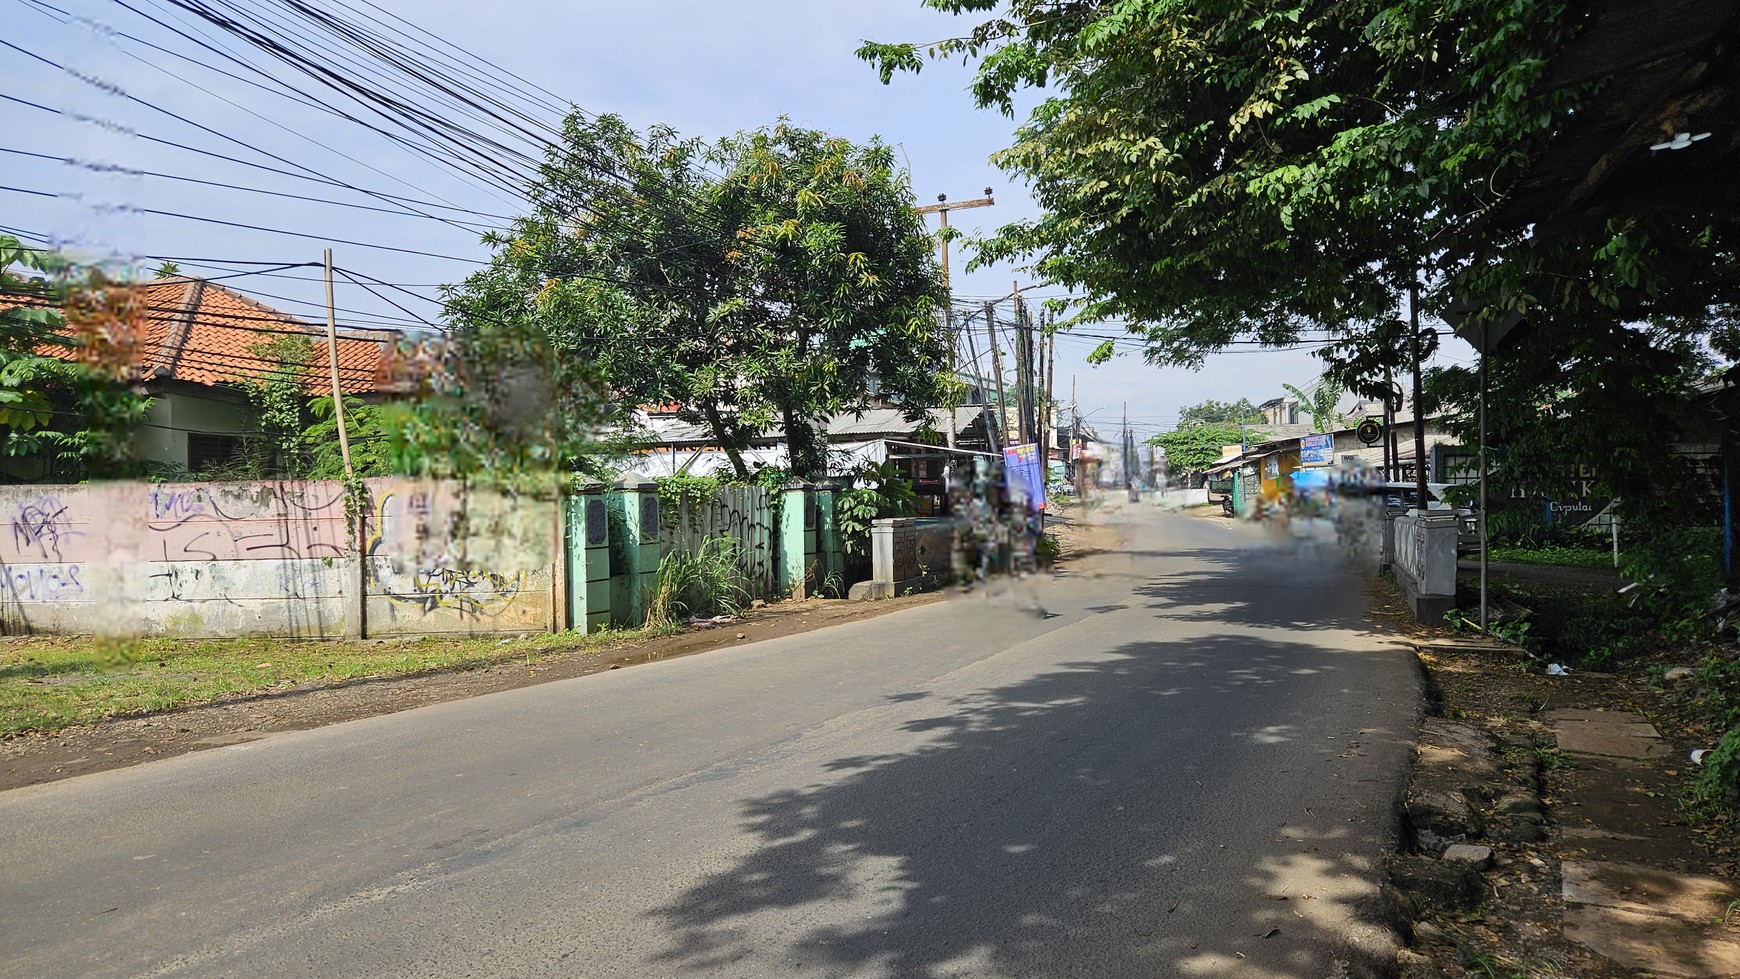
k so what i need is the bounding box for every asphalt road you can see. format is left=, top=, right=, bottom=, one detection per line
left=1, top=501, right=1420, bottom=979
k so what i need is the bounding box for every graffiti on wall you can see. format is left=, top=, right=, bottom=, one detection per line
left=367, top=489, right=529, bottom=620
left=145, top=483, right=349, bottom=563
left=662, top=486, right=778, bottom=597
left=11, top=495, right=83, bottom=562
left=0, top=478, right=550, bottom=638
left=1, top=495, right=89, bottom=631
left=6, top=563, right=84, bottom=601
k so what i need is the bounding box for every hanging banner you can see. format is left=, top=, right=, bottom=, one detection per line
left=1300, top=433, right=1334, bottom=467
left=1002, top=442, right=1048, bottom=510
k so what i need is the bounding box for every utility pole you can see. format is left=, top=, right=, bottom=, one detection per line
left=1384, top=372, right=1398, bottom=483
left=960, top=310, right=1001, bottom=454
left=1041, top=309, right=1056, bottom=477
left=1013, top=283, right=1031, bottom=444
left=322, top=248, right=354, bottom=482
left=1072, top=376, right=1084, bottom=498
left=1409, top=280, right=1429, bottom=507
left=325, top=248, right=361, bottom=641
left=913, top=190, right=994, bottom=461
left=982, top=301, right=1011, bottom=449
left=1123, top=401, right=1133, bottom=498
left=911, top=189, right=994, bottom=289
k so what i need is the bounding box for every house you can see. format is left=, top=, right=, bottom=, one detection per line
left=1, top=276, right=396, bottom=479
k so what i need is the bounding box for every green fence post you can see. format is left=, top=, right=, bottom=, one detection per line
left=606, top=486, right=635, bottom=627
left=779, top=482, right=809, bottom=599
left=814, top=481, right=842, bottom=597
left=567, top=489, right=612, bottom=634
left=633, top=482, right=661, bottom=618
left=606, top=482, right=664, bottom=626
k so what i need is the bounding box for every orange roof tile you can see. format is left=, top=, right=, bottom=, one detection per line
left=1, top=277, right=394, bottom=395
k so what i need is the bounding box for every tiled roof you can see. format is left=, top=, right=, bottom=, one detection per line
left=2, top=277, right=392, bottom=395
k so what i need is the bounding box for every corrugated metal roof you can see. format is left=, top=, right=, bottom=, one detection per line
left=634, top=407, right=968, bottom=447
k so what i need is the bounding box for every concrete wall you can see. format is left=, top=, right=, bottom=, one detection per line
left=0, top=478, right=555, bottom=639
left=858, top=517, right=955, bottom=600
left=1392, top=511, right=1459, bottom=623
left=0, top=480, right=352, bottom=638
left=360, top=479, right=556, bottom=637
left=0, top=478, right=968, bottom=636
left=1156, top=487, right=1210, bottom=508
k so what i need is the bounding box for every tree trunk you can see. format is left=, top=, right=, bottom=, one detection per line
left=782, top=401, right=823, bottom=481
left=701, top=399, right=751, bottom=480
left=781, top=322, right=823, bottom=480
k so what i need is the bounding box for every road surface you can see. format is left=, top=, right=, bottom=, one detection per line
left=1, top=501, right=1419, bottom=978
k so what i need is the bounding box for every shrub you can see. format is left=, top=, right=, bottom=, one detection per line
left=835, top=460, right=919, bottom=555
left=644, top=537, right=748, bottom=627
left=1690, top=723, right=1740, bottom=821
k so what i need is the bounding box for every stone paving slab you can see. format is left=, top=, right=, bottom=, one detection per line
left=1562, top=860, right=1738, bottom=922
left=1550, top=708, right=1674, bottom=761
left=1548, top=709, right=1740, bottom=977
left=1564, top=905, right=1740, bottom=978
left=1416, top=717, right=1501, bottom=777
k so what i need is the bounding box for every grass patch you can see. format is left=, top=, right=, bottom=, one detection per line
left=1488, top=545, right=1613, bottom=568
left=0, top=627, right=662, bottom=736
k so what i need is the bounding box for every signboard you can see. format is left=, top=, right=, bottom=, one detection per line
left=1356, top=417, right=1383, bottom=446
left=1002, top=442, right=1048, bottom=510
left=1300, top=433, right=1334, bottom=467
left=1263, top=456, right=1280, bottom=479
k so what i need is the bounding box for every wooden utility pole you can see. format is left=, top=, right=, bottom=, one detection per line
left=322, top=249, right=354, bottom=482
left=1042, top=313, right=1056, bottom=473
left=325, top=249, right=362, bottom=641
left=911, top=190, right=995, bottom=288
left=983, top=301, right=1011, bottom=448
left=913, top=191, right=993, bottom=459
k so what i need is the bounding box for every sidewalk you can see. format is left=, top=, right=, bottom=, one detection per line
left=1550, top=709, right=1740, bottom=977
left=1395, top=636, right=1740, bottom=978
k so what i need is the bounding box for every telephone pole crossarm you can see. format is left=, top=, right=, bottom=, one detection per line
left=910, top=195, right=994, bottom=216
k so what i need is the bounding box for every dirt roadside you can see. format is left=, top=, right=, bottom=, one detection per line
left=1369, top=575, right=1740, bottom=978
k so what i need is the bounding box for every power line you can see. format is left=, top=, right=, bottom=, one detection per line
left=19, top=0, right=496, bottom=217
left=0, top=146, right=503, bottom=229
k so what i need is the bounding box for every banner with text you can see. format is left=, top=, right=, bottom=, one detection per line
left=1003, top=443, right=1048, bottom=511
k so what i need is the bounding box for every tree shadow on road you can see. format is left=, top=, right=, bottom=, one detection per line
left=649, top=628, right=1416, bottom=978
left=1116, top=534, right=1396, bottom=638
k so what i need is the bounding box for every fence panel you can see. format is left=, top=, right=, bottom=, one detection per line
left=660, top=486, right=780, bottom=599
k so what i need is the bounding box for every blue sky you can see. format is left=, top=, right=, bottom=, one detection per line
left=2, top=0, right=1472, bottom=439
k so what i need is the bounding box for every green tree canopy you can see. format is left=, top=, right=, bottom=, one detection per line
left=440, top=114, right=703, bottom=478
left=859, top=1, right=1583, bottom=375
left=1178, top=398, right=1263, bottom=428
left=1147, top=423, right=1246, bottom=472
left=864, top=2, right=1739, bottom=519
left=444, top=115, right=952, bottom=480
left=713, top=122, right=953, bottom=477
left=0, top=236, right=151, bottom=480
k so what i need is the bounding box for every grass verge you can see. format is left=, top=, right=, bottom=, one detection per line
left=1487, top=545, right=1614, bottom=568
left=0, top=627, right=668, bottom=737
